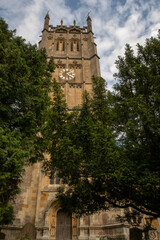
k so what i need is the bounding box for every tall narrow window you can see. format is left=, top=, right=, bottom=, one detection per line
left=77, top=42, right=79, bottom=51
left=55, top=169, right=60, bottom=184
left=56, top=41, right=59, bottom=51
left=71, top=42, right=73, bottom=51
left=50, top=168, right=60, bottom=184
left=50, top=168, right=54, bottom=184
left=62, top=41, right=65, bottom=51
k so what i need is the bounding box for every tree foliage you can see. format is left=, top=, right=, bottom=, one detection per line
left=43, top=76, right=120, bottom=215
left=43, top=33, right=160, bottom=218
left=112, top=33, right=160, bottom=217
left=0, top=19, right=54, bottom=225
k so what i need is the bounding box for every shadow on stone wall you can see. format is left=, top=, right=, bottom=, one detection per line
left=19, top=223, right=36, bottom=240
left=130, top=228, right=142, bottom=240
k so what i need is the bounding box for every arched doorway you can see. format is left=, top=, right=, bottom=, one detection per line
left=56, top=210, right=72, bottom=240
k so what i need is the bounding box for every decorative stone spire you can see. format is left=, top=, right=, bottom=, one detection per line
left=61, top=19, right=63, bottom=27
left=87, top=15, right=92, bottom=32
left=44, top=12, right=50, bottom=30
left=73, top=20, right=76, bottom=26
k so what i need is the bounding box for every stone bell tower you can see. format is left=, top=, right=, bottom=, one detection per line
left=1, top=15, right=134, bottom=240
left=39, top=13, right=100, bottom=109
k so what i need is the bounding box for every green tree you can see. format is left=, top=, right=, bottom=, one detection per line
left=43, top=76, right=119, bottom=215
left=43, top=33, right=160, bottom=218
left=42, top=78, right=69, bottom=176
left=0, top=19, right=54, bottom=225
left=111, top=33, right=160, bottom=217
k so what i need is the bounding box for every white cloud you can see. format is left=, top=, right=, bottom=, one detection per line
left=16, top=0, right=44, bottom=43
left=80, top=0, right=98, bottom=7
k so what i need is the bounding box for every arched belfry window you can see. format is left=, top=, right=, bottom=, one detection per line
left=71, top=40, right=80, bottom=52
left=56, top=40, right=65, bottom=52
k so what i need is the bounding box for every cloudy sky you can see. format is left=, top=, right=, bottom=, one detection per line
left=0, top=0, right=160, bottom=89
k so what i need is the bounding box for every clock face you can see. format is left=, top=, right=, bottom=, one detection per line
left=59, top=68, right=75, bottom=80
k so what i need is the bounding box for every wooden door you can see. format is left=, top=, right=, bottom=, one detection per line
left=56, top=210, right=72, bottom=240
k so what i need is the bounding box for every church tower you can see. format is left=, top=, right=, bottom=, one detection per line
left=39, top=13, right=100, bottom=109
left=1, top=15, right=132, bottom=240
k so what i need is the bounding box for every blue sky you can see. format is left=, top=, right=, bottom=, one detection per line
left=0, top=0, right=160, bottom=90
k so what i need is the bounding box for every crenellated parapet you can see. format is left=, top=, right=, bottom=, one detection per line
left=39, top=13, right=100, bottom=109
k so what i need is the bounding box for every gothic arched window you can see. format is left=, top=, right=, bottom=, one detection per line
left=50, top=168, right=60, bottom=184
